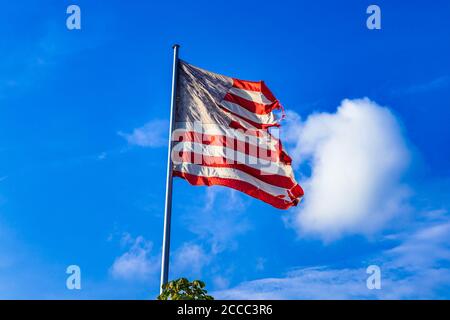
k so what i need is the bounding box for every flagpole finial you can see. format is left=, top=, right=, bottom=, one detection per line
left=172, top=44, right=180, bottom=49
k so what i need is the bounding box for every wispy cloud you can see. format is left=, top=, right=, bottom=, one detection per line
left=97, top=152, right=107, bottom=161
left=215, top=214, right=450, bottom=299
left=212, top=275, right=230, bottom=290
left=172, top=243, right=211, bottom=276
left=397, top=75, right=450, bottom=95
left=118, top=119, right=168, bottom=148
left=214, top=266, right=450, bottom=300
left=215, top=267, right=370, bottom=299
left=284, top=98, right=411, bottom=241
left=0, top=9, right=114, bottom=100
left=387, top=219, right=450, bottom=269
left=255, top=258, right=266, bottom=271
left=171, top=188, right=250, bottom=282
left=110, top=233, right=160, bottom=281
left=185, top=187, right=250, bottom=255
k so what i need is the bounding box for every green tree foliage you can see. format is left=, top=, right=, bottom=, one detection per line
left=157, top=278, right=214, bottom=300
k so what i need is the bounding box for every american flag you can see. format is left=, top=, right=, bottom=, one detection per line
left=171, top=61, right=303, bottom=209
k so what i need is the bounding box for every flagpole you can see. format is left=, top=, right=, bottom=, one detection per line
left=160, top=44, right=180, bottom=293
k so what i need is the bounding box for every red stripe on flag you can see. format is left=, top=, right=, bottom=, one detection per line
left=223, top=123, right=292, bottom=165
left=173, top=131, right=279, bottom=162
left=174, top=151, right=297, bottom=189
left=289, top=183, right=304, bottom=199
left=232, top=79, right=277, bottom=102
left=173, top=170, right=300, bottom=210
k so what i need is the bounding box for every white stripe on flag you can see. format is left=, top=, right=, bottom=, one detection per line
left=229, top=87, right=274, bottom=105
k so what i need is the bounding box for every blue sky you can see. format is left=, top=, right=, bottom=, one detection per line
left=0, top=0, right=449, bottom=299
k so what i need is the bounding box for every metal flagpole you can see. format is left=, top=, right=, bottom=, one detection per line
left=160, top=44, right=180, bottom=293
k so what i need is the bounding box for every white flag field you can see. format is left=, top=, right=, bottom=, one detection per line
left=170, top=61, right=303, bottom=210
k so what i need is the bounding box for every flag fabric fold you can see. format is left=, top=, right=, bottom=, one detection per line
left=172, top=60, right=303, bottom=209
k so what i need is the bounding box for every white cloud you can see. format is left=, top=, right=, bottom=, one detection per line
left=285, top=98, right=411, bottom=241
left=110, top=234, right=159, bottom=281
left=118, top=119, right=168, bottom=147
